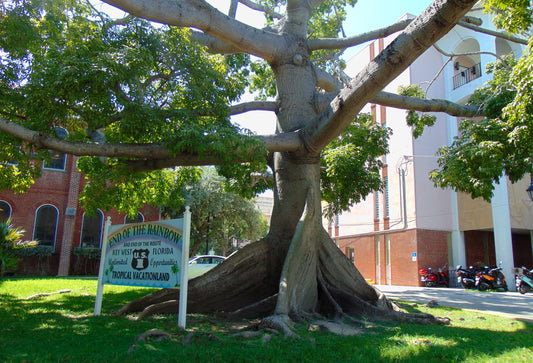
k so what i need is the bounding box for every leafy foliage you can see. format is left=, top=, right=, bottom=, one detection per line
left=398, top=85, right=437, bottom=139
left=12, top=244, right=52, bottom=257
left=321, top=113, right=390, bottom=217
left=0, top=218, right=38, bottom=275
left=430, top=54, right=532, bottom=200
left=482, top=0, right=533, bottom=34
left=78, top=157, right=201, bottom=216
left=164, top=168, right=268, bottom=255
left=0, top=0, right=258, bottom=213
left=73, top=247, right=101, bottom=259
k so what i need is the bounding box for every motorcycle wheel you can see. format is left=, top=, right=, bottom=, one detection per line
left=519, top=283, right=528, bottom=294
left=425, top=281, right=436, bottom=287
left=478, top=282, right=490, bottom=291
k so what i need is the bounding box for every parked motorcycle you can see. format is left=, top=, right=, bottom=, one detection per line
left=475, top=265, right=508, bottom=291
left=513, top=267, right=533, bottom=294
left=455, top=265, right=477, bottom=289
left=419, top=264, right=449, bottom=287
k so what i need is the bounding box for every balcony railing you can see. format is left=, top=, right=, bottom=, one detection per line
left=452, top=63, right=482, bottom=89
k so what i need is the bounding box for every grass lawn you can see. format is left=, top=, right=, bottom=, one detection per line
left=1, top=277, right=532, bottom=362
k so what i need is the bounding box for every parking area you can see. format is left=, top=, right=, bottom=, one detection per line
left=375, top=285, right=533, bottom=322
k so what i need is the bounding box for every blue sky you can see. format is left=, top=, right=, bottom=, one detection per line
left=343, top=0, right=434, bottom=59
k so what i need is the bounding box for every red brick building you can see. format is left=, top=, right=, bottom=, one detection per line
left=0, top=152, right=159, bottom=276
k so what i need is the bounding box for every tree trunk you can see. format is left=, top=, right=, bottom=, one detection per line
left=117, top=33, right=447, bottom=328
left=117, top=146, right=444, bottom=326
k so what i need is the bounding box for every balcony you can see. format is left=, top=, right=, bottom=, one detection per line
left=452, top=63, right=482, bottom=90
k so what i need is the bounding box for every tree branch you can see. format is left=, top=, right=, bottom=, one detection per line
left=230, top=101, right=277, bottom=115
left=238, top=0, right=283, bottom=19
left=314, top=63, right=482, bottom=117
left=190, top=31, right=242, bottom=54
left=301, top=0, right=479, bottom=156
left=314, top=66, right=343, bottom=92
left=0, top=117, right=302, bottom=166
left=308, top=19, right=412, bottom=51
left=457, top=20, right=528, bottom=45
left=372, top=91, right=482, bottom=117
left=102, top=0, right=282, bottom=61
left=432, top=43, right=511, bottom=68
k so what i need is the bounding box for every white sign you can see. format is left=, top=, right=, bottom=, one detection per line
left=94, top=207, right=191, bottom=329
left=103, top=220, right=183, bottom=288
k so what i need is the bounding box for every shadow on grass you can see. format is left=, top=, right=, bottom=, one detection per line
left=0, top=278, right=532, bottom=362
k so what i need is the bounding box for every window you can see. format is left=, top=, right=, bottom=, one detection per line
left=80, top=210, right=104, bottom=248
left=43, top=150, right=66, bottom=170
left=374, top=191, right=380, bottom=219
left=384, top=175, right=390, bottom=218
left=125, top=212, right=144, bottom=224
left=33, top=205, right=58, bottom=246
left=0, top=201, right=12, bottom=223
left=346, top=247, right=355, bottom=264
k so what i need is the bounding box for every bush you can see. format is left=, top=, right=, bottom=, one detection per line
left=73, top=247, right=101, bottom=260
left=0, top=219, right=24, bottom=276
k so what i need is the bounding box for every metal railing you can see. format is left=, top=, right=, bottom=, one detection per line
left=452, top=63, right=482, bottom=89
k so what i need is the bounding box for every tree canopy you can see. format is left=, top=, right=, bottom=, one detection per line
left=2, top=0, right=515, bottom=213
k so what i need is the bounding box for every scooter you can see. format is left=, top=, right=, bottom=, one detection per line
left=476, top=265, right=508, bottom=291
left=514, top=267, right=533, bottom=294
left=455, top=265, right=476, bottom=289
left=419, top=264, right=449, bottom=287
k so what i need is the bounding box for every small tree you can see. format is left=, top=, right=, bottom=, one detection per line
left=0, top=219, right=23, bottom=276
left=164, top=168, right=268, bottom=256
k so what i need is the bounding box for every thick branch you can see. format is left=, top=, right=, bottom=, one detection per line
left=314, top=89, right=482, bottom=118
left=372, top=92, right=482, bottom=117
left=314, top=63, right=482, bottom=117
left=0, top=117, right=301, bottom=167
left=301, top=0, right=479, bottom=156
left=230, top=101, right=277, bottom=115
left=102, top=0, right=282, bottom=61
left=308, top=19, right=411, bottom=51
left=457, top=20, right=528, bottom=45
left=314, top=66, right=344, bottom=92
left=189, top=31, right=241, bottom=54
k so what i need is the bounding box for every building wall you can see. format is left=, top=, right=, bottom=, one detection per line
left=336, top=228, right=449, bottom=286
left=0, top=154, right=160, bottom=276
left=508, top=178, right=533, bottom=230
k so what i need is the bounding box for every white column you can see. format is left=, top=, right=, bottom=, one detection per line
left=450, top=192, right=466, bottom=267
left=446, top=115, right=466, bottom=268
left=491, top=175, right=515, bottom=291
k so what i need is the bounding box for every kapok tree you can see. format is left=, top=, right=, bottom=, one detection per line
left=4, top=0, right=531, bottom=331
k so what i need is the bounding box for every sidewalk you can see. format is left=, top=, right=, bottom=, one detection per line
left=375, top=285, right=533, bottom=322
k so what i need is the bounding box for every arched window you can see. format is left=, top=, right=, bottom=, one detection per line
left=80, top=210, right=104, bottom=248
left=125, top=212, right=144, bottom=224
left=33, top=205, right=58, bottom=246
left=0, top=201, right=12, bottom=223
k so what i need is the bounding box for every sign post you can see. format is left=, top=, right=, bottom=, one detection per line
left=94, top=216, right=111, bottom=316
left=178, top=206, right=191, bottom=328
left=94, top=211, right=191, bottom=326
